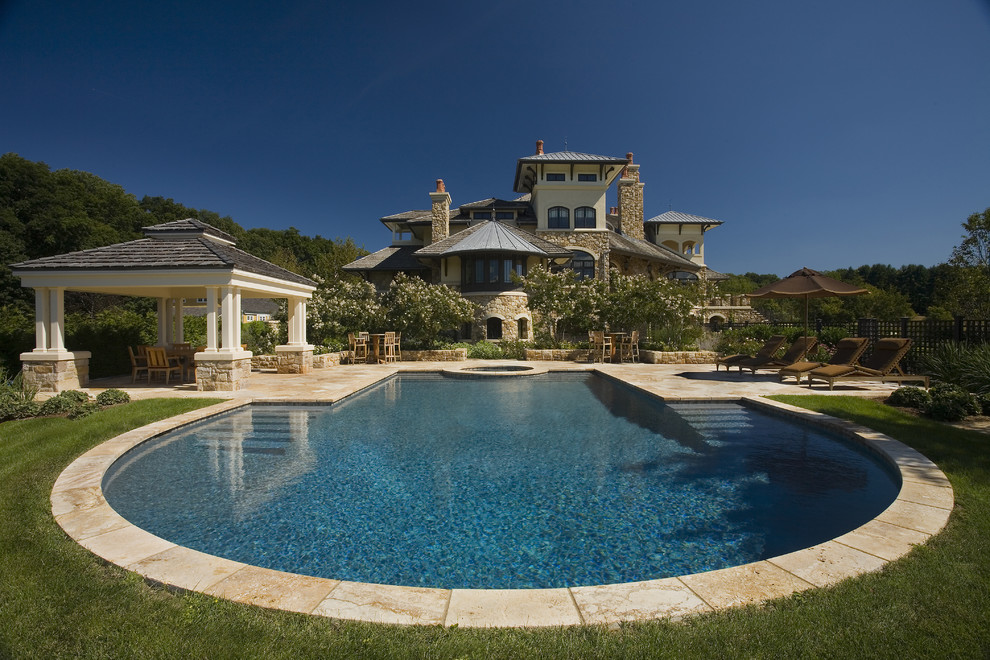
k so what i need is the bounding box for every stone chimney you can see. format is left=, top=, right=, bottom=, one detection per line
left=430, top=178, right=451, bottom=244
left=617, top=152, right=645, bottom=240
left=536, top=139, right=544, bottom=155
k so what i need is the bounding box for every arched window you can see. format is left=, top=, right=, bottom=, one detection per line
left=548, top=206, right=570, bottom=229
left=570, top=250, right=595, bottom=280
left=486, top=317, right=503, bottom=340
left=574, top=206, right=596, bottom=229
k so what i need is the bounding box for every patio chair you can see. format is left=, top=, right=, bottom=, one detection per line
left=128, top=346, right=149, bottom=383
left=347, top=332, right=369, bottom=364
left=146, top=347, right=182, bottom=385
left=738, top=336, right=819, bottom=375
left=589, top=330, right=612, bottom=363
left=777, top=337, right=869, bottom=385
left=807, top=338, right=922, bottom=390
left=716, top=335, right=786, bottom=371
left=619, top=330, right=640, bottom=363
left=382, top=332, right=397, bottom=363
left=393, top=332, right=402, bottom=361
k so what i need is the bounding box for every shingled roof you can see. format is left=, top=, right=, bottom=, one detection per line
left=341, top=246, right=429, bottom=272
left=608, top=232, right=701, bottom=271
left=10, top=219, right=316, bottom=287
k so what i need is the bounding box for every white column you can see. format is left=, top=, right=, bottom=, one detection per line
left=299, top=300, right=308, bottom=345
left=206, top=287, right=218, bottom=352
left=34, top=287, right=50, bottom=351
left=221, top=287, right=235, bottom=351
left=233, top=289, right=242, bottom=349
left=157, top=298, right=168, bottom=347
left=48, top=287, right=66, bottom=352
left=176, top=298, right=185, bottom=343
left=166, top=299, right=177, bottom=346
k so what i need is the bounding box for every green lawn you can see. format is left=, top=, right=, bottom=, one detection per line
left=1, top=396, right=989, bottom=658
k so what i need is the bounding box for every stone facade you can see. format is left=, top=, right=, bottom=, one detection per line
left=617, top=160, right=645, bottom=241
left=251, top=354, right=279, bottom=370
left=196, top=355, right=252, bottom=391
left=430, top=181, right=451, bottom=244
left=535, top=231, right=611, bottom=281
left=20, top=351, right=90, bottom=392
left=464, top=291, right=532, bottom=341
left=274, top=346, right=313, bottom=374
left=640, top=350, right=717, bottom=364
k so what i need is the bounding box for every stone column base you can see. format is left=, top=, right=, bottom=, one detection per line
left=20, top=351, right=91, bottom=392
left=194, top=351, right=253, bottom=391
left=274, top=345, right=314, bottom=374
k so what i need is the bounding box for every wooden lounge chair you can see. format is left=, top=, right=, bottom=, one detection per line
left=737, top=336, right=819, bottom=374
left=146, top=347, right=182, bottom=384
left=128, top=346, right=149, bottom=383
left=382, top=332, right=398, bottom=363
left=716, top=335, right=786, bottom=371
left=778, top=337, right=869, bottom=385
left=807, top=338, right=922, bottom=390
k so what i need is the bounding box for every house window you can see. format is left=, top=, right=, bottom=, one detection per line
left=574, top=206, right=596, bottom=229
left=393, top=229, right=412, bottom=241
left=495, top=211, right=514, bottom=220
left=578, top=173, right=597, bottom=182
left=548, top=206, right=570, bottom=229
left=486, top=317, right=503, bottom=340
left=517, top=317, right=529, bottom=340
left=570, top=250, right=595, bottom=280
left=462, top=254, right=528, bottom=291
left=473, top=212, right=492, bottom=220
left=546, top=173, right=565, bottom=181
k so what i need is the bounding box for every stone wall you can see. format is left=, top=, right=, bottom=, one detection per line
left=617, top=162, right=645, bottom=241
left=535, top=230, right=610, bottom=281
left=400, top=349, right=467, bottom=361
left=251, top=354, right=279, bottom=370
left=276, top=348, right=313, bottom=374
left=196, top=356, right=252, bottom=391
left=640, top=350, right=717, bottom=364
left=463, top=292, right=532, bottom=341
left=525, top=348, right=588, bottom=362
left=20, top=352, right=90, bottom=392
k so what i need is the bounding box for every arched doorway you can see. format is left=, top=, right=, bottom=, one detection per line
left=486, top=317, right=503, bottom=340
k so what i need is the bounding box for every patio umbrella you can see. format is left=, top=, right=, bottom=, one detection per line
left=748, top=267, right=869, bottom=338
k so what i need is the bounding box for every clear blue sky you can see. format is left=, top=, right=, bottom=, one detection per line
left=2, top=0, right=989, bottom=277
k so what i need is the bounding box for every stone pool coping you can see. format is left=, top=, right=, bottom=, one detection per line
left=52, top=370, right=954, bottom=628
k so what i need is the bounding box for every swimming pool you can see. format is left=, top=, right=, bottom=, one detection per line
left=102, top=373, right=900, bottom=589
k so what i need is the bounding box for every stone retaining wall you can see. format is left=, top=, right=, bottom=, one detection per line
left=20, top=352, right=90, bottom=392
left=525, top=349, right=588, bottom=362
left=400, top=349, right=467, bottom=362
left=641, top=350, right=717, bottom=364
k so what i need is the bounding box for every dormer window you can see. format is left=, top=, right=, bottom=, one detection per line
left=393, top=229, right=412, bottom=242
left=546, top=173, right=565, bottom=182
left=578, top=173, right=597, bottom=182
left=548, top=206, right=570, bottom=229
left=574, top=206, right=596, bottom=229
left=473, top=212, right=492, bottom=220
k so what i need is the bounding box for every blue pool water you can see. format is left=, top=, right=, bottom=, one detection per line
left=103, top=373, right=900, bottom=589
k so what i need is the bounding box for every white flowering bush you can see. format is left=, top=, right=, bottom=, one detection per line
left=382, top=273, right=475, bottom=348
left=307, top=276, right=383, bottom=346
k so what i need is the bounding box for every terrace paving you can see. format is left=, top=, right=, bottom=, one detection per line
left=51, top=360, right=953, bottom=627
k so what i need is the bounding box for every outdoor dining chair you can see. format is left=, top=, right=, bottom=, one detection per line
left=146, top=347, right=182, bottom=384
left=128, top=346, right=149, bottom=383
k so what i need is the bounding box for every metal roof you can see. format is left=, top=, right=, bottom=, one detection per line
left=415, top=221, right=571, bottom=259
left=645, top=210, right=723, bottom=226
left=517, top=151, right=628, bottom=164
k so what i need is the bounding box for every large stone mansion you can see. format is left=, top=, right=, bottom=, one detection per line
left=344, top=141, right=732, bottom=340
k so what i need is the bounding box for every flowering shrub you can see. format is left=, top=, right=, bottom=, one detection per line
left=307, top=276, right=383, bottom=346
left=382, top=274, right=475, bottom=348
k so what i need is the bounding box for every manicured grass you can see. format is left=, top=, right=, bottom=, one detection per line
left=1, top=396, right=989, bottom=658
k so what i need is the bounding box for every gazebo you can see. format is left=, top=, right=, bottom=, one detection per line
left=10, top=219, right=317, bottom=392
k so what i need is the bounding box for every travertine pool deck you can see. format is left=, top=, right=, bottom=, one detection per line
left=52, top=361, right=953, bottom=627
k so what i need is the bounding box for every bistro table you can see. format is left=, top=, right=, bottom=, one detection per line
left=606, top=332, right=627, bottom=363
left=167, top=347, right=199, bottom=382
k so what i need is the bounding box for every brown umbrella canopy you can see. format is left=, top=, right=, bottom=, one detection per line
left=749, top=267, right=868, bottom=337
